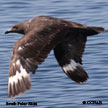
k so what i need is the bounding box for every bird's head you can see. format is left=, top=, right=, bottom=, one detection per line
left=5, top=22, right=28, bottom=35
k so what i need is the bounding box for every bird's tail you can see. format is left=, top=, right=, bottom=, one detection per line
left=86, top=26, right=105, bottom=36
left=72, top=26, right=105, bottom=36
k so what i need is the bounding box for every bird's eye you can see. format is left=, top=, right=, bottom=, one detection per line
left=13, top=26, right=18, bottom=29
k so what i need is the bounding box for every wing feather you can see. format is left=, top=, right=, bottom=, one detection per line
left=54, top=33, right=88, bottom=83
left=8, top=25, right=68, bottom=98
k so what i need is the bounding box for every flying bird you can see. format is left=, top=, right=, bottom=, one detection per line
left=5, top=16, right=104, bottom=98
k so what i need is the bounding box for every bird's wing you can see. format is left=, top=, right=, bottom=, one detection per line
left=8, top=25, right=67, bottom=98
left=53, top=24, right=104, bottom=83
left=54, top=32, right=88, bottom=83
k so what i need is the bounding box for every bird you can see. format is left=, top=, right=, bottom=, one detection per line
left=5, top=16, right=104, bottom=98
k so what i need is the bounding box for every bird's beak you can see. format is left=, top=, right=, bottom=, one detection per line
left=5, top=28, right=13, bottom=34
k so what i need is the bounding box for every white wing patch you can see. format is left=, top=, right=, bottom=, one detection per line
left=8, top=60, right=30, bottom=86
left=16, top=59, right=20, bottom=65
left=62, top=60, right=80, bottom=73
left=17, top=46, right=22, bottom=51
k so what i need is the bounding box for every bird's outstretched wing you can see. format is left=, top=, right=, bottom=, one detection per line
left=54, top=25, right=104, bottom=83
left=8, top=25, right=67, bottom=98
left=54, top=32, right=88, bottom=83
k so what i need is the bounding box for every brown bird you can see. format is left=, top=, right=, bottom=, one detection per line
left=5, top=16, right=104, bottom=98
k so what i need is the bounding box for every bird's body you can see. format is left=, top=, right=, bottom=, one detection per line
left=5, top=16, right=104, bottom=98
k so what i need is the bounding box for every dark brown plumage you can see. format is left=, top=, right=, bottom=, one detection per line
left=5, top=16, right=104, bottom=98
